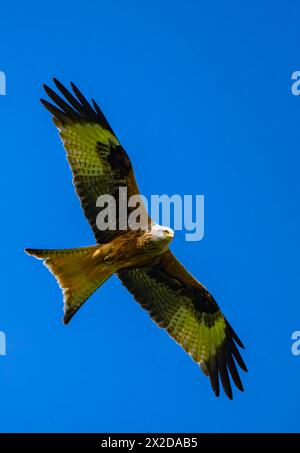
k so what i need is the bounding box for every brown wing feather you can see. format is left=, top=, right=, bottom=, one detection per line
left=118, top=250, right=247, bottom=399
left=41, top=79, right=151, bottom=244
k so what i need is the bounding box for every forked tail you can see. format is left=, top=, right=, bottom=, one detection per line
left=25, top=245, right=113, bottom=324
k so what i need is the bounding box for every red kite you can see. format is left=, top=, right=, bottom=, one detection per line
left=26, top=79, right=247, bottom=399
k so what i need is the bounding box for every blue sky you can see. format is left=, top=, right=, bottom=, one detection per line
left=0, top=0, right=299, bottom=432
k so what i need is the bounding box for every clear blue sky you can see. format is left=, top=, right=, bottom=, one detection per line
left=0, top=0, right=299, bottom=433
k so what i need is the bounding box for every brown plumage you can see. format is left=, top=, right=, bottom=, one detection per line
left=25, top=79, right=247, bottom=399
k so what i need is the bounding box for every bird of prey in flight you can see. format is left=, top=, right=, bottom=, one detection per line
left=25, top=79, right=247, bottom=399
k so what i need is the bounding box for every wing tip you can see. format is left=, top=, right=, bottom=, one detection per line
left=42, top=78, right=111, bottom=128
left=205, top=333, right=247, bottom=399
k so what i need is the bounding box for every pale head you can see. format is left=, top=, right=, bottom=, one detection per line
left=150, top=224, right=174, bottom=244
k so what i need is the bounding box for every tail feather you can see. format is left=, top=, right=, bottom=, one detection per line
left=25, top=245, right=113, bottom=324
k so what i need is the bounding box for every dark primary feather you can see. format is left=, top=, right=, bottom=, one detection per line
left=40, top=99, right=71, bottom=124
left=70, top=82, right=99, bottom=122
left=226, top=353, right=244, bottom=391
left=42, top=78, right=113, bottom=130
left=43, top=84, right=81, bottom=121
left=53, top=78, right=90, bottom=118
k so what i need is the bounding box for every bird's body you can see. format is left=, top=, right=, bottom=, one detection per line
left=25, top=79, right=247, bottom=399
left=26, top=224, right=174, bottom=324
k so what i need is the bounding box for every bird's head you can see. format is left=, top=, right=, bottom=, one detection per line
left=150, top=224, right=174, bottom=246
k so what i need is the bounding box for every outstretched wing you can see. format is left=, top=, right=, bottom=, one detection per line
left=118, top=250, right=247, bottom=399
left=41, top=79, right=151, bottom=244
